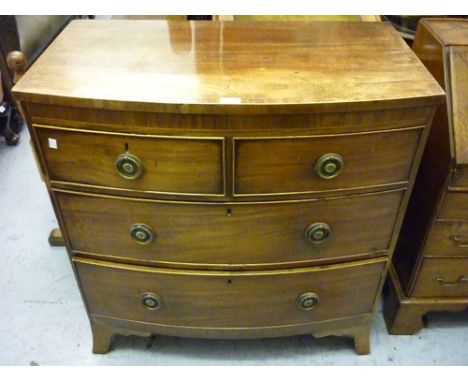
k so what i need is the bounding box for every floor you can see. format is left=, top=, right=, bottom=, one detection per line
left=1, top=128, right=467, bottom=366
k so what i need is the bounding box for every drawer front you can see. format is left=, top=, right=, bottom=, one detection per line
left=424, top=221, right=468, bottom=257
left=413, top=258, right=468, bottom=298
left=57, top=190, right=403, bottom=267
left=438, top=192, right=468, bottom=220
left=35, top=126, right=225, bottom=195
left=75, top=258, right=386, bottom=328
left=450, top=166, right=468, bottom=188
left=234, top=128, right=421, bottom=195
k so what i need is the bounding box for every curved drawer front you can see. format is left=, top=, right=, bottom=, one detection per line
left=35, top=126, right=225, bottom=196
left=56, top=189, right=403, bottom=267
left=413, top=258, right=468, bottom=298
left=234, top=128, right=421, bottom=195
left=74, top=258, right=385, bottom=328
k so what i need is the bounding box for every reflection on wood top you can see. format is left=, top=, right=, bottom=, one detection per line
left=13, top=20, right=444, bottom=113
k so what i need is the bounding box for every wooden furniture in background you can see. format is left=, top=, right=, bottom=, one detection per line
left=383, top=18, right=468, bottom=334
left=0, top=16, right=77, bottom=145
left=12, top=20, right=443, bottom=355
left=213, top=16, right=381, bottom=22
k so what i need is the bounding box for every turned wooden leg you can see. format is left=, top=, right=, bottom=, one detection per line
left=48, top=228, right=65, bottom=246
left=353, top=325, right=371, bottom=355
left=91, top=323, right=114, bottom=354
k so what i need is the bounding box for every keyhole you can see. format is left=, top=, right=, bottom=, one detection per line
left=227, top=279, right=232, bottom=285
left=124, top=142, right=129, bottom=151
left=226, top=208, right=233, bottom=217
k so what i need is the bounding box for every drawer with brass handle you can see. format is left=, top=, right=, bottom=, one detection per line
left=34, top=125, right=225, bottom=196
left=56, top=189, right=404, bottom=268
left=449, top=166, right=468, bottom=188
left=233, top=127, right=421, bottom=196
left=74, top=257, right=386, bottom=329
left=437, top=192, right=468, bottom=220
left=423, top=221, right=468, bottom=257
left=412, top=258, right=468, bottom=298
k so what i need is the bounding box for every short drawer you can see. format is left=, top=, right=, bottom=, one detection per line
left=35, top=126, right=225, bottom=195
left=450, top=166, right=468, bottom=188
left=424, top=221, right=468, bottom=257
left=412, top=258, right=468, bottom=298
left=234, top=127, right=421, bottom=195
left=438, top=192, right=468, bottom=220
left=74, top=257, right=386, bottom=328
left=57, top=189, right=403, bottom=268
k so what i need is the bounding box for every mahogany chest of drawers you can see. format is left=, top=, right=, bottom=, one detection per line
left=383, top=18, right=468, bottom=334
left=12, top=20, right=444, bottom=354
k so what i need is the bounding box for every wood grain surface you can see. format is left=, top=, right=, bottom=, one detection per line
left=423, top=18, right=468, bottom=46
left=74, top=257, right=386, bottom=328
left=35, top=125, right=225, bottom=196
left=56, top=189, right=403, bottom=268
left=386, top=19, right=468, bottom=330
left=12, top=20, right=444, bottom=113
left=449, top=46, right=468, bottom=165
left=424, top=220, right=468, bottom=257
left=412, top=258, right=468, bottom=298
left=234, top=128, right=421, bottom=195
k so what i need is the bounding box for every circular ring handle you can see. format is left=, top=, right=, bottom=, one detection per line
left=305, top=222, right=331, bottom=244
left=297, top=292, right=320, bottom=311
left=115, top=153, right=144, bottom=180
left=314, top=153, right=343, bottom=179
left=129, top=223, right=155, bottom=245
left=141, top=293, right=162, bottom=310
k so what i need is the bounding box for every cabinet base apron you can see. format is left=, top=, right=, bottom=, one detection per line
left=383, top=265, right=468, bottom=335
left=90, top=313, right=373, bottom=355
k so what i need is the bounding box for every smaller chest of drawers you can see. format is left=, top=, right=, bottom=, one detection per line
left=12, top=20, right=444, bottom=354
left=384, top=18, right=468, bottom=334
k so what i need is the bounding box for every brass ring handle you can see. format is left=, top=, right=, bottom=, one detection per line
left=297, top=292, right=320, bottom=311
left=305, top=222, right=331, bottom=244
left=129, top=223, right=155, bottom=245
left=450, top=235, right=468, bottom=248
left=141, top=293, right=162, bottom=310
left=115, top=153, right=144, bottom=179
left=314, top=153, right=343, bottom=179
left=434, top=275, right=468, bottom=286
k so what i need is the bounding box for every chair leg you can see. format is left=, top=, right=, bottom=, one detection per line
left=3, top=123, right=19, bottom=146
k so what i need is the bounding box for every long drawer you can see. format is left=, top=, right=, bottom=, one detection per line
left=56, top=189, right=404, bottom=267
left=74, top=257, right=386, bottom=329
left=412, top=258, right=468, bottom=298
left=35, top=126, right=225, bottom=196
left=234, top=127, right=421, bottom=195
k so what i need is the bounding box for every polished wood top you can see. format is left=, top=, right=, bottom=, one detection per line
left=13, top=20, right=444, bottom=114
left=422, top=18, right=468, bottom=46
